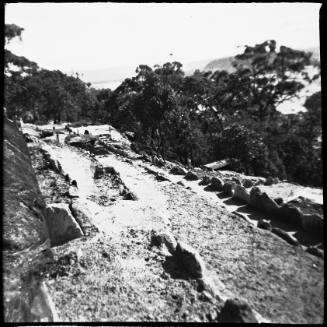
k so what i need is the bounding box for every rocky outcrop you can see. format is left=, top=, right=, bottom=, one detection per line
left=44, top=203, right=84, bottom=247
left=218, top=298, right=259, bottom=323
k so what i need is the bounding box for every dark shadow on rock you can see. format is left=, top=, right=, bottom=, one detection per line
left=203, top=184, right=217, bottom=192
left=235, top=205, right=322, bottom=247
left=217, top=192, right=229, bottom=199
left=236, top=205, right=295, bottom=232
left=162, top=256, right=191, bottom=281
left=293, top=230, right=323, bottom=247
left=223, top=197, right=245, bottom=206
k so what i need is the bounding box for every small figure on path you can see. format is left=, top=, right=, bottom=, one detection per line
left=84, top=130, right=89, bottom=135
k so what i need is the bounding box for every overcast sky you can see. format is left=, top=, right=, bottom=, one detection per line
left=5, top=2, right=321, bottom=72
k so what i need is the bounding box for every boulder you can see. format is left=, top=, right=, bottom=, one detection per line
left=44, top=203, right=84, bottom=247
left=185, top=171, right=199, bottom=181
left=199, top=175, right=211, bottom=186
left=218, top=298, right=259, bottom=323
left=249, top=187, right=280, bottom=214
left=210, top=177, right=224, bottom=191
left=170, top=166, right=187, bottom=175
left=177, top=181, right=185, bottom=186
left=277, top=204, right=303, bottom=229
left=257, top=219, right=272, bottom=231
left=174, top=242, right=206, bottom=279
left=222, top=182, right=236, bottom=197
left=302, top=213, right=323, bottom=236
left=233, top=185, right=251, bottom=204
left=271, top=227, right=299, bottom=246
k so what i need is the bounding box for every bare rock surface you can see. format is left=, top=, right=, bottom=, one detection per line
left=159, top=182, right=324, bottom=323
left=4, top=122, right=324, bottom=323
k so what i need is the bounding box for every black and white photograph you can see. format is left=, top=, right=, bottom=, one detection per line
left=3, top=2, right=323, bottom=323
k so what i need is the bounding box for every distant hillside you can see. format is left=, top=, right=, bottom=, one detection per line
left=204, top=56, right=235, bottom=73
left=204, top=46, right=319, bottom=73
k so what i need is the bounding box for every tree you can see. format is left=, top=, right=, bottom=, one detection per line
left=230, top=40, right=313, bottom=121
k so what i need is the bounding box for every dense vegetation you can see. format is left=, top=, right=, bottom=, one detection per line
left=4, top=24, right=322, bottom=186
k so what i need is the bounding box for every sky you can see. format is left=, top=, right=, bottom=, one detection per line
left=5, top=2, right=321, bottom=72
